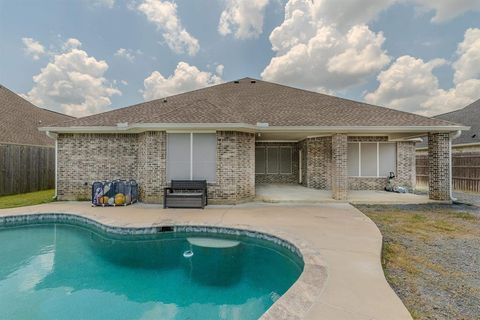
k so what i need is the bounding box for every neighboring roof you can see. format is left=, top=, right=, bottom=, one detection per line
left=0, top=85, right=74, bottom=146
left=417, top=98, right=480, bottom=148
left=435, top=99, right=480, bottom=145
left=44, top=78, right=465, bottom=133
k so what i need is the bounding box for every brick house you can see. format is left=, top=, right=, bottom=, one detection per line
left=40, top=78, right=468, bottom=204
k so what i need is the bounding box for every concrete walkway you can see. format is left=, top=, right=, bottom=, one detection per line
left=0, top=202, right=412, bottom=320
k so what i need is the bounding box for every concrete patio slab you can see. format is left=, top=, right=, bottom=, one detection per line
left=0, top=201, right=412, bottom=320
left=256, top=183, right=444, bottom=205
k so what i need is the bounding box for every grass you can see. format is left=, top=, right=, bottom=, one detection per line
left=356, top=204, right=480, bottom=320
left=0, top=189, right=55, bottom=209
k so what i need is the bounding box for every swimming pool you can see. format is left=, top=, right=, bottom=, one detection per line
left=0, top=220, right=303, bottom=319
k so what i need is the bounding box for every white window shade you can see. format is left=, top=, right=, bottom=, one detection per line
left=167, top=133, right=191, bottom=180
left=361, top=143, right=377, bottom=176
left=379, top=143, right=396, bottom=177
left=347, top=143, right=359, bottom=176
left=192, top=133, right=216, bottom=181
left=167, top=133, right=217, bottom=182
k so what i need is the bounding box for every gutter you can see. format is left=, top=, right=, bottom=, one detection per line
left=46, top=131, right=59, bottom=200
left=38, top=123, right=471, bottom=134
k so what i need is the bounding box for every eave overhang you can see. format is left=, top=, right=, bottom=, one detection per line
left=39, top=122, right=470, bottom=135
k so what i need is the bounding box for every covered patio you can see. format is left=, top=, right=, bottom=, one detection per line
left=254, top=131, right=461, bottom=203
left=255, top=183, right=442, bottom=204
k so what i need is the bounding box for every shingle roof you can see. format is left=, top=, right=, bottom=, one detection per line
left=49, top=77, right=461, bottom=129
left=433, top=99, right=480, bottom=145
left=416, top=98, right=480, bottom=148
left=0, top=85, right=74, bottom=146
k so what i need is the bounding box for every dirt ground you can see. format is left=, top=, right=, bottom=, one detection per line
left=355, top=203, right=480, bottom=320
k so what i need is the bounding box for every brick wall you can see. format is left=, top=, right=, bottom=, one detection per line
left=428, top=132, right=451, bottom=200
left=57, top=132, right=418, bottom=202
left=298, top=139, right=308, bottom=185
left=57, top=133, right=138, bottom=200
left=255, top=141, right=299, bottom=184
left=331, top=134, right=348, bottom=200
left=300, top=136, right=332, bottom=189
left=209, top=131, right=255, bottom=204
left=137, top=131, right=166, bottom=203
left=396, top=141, right=416, bottom=189
left=57, top=131, right=254, bottom=204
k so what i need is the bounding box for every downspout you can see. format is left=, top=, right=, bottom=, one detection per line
left=46, top=131, right=58, bottom=200
left=449, top=130, right=461, bottom=201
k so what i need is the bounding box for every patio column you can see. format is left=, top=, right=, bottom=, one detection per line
left=332, top=133, right=348, bottom=200
left=427, top=132, right=451, bottom=201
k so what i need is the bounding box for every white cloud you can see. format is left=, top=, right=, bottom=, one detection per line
left=215, top=64, right=224, bottom=76
left=62, top=38, right=82, bottom=51
left=114, top=48, right=136, bottom=62
left=142, top=62, right=224, bottom=101
left=137, top=0, right=199, bottom=56
left=23, top=38, right=120, bottom=117
left=89, top=0, right=115, bottom=8
left=452, top=28, right=480, bottom=84
left=413, top=0, right=480, bottom=22
left=262, top=0, right=390, bottom=91
left=364, top=56, right=447, bottom=114
left=310, top=0, right=396, bottom=31
left=218, top=0, right=269, bottom=39
left=326, top=25, right=391, bottom=75
left=261, top=0, right=480, bottom=95
left=365, top=28, right=480, bottom=116
left=22, top=37, right=45, bottom=60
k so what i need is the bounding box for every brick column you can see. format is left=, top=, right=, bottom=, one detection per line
left=137, top=131, right=166, bottom=203
left=428, top=132, right=451, bottom=201
left=331, top=134, right=348, bottom=200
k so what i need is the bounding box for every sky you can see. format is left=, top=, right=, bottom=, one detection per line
left=0, top=0, right=479, bottom=118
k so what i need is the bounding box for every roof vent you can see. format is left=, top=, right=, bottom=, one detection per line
left=250, top=80, right=256, bottom=83
left=163, top=98, right=167, bottom=103
left=234, top=80, right=239, bottom=84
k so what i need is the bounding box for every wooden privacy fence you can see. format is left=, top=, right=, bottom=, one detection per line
left=416, top=153, right=480, bottom=193
left=0, top=143, right=55, bottom=195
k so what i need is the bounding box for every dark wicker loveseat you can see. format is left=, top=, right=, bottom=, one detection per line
left=163, top=180, right=208, bottom=209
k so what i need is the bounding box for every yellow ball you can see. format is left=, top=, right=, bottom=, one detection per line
left=115, top=193, right=126, bottom=205
left=100, top=196, right=109, bottom=205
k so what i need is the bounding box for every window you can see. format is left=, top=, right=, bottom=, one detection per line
left=279, top=147, right=292, bottom=174
left=267, top=147, right=279, bottom=174
left=347, top=142, right=396, bottom=177
left=167, top=133, right=216, bottom=182
left=361, top=143, right=377, bottom=176
left=255, top=147, right=266, bottom=174
left=379, top=143, right=396, bottom=176
left=255, top=146, right=292, bottom=174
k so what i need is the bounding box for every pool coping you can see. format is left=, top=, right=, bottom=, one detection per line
left=0, top=212, right=328, bottom=319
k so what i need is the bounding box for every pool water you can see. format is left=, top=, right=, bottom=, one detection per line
left=0, top=223, right=303, bottom=320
